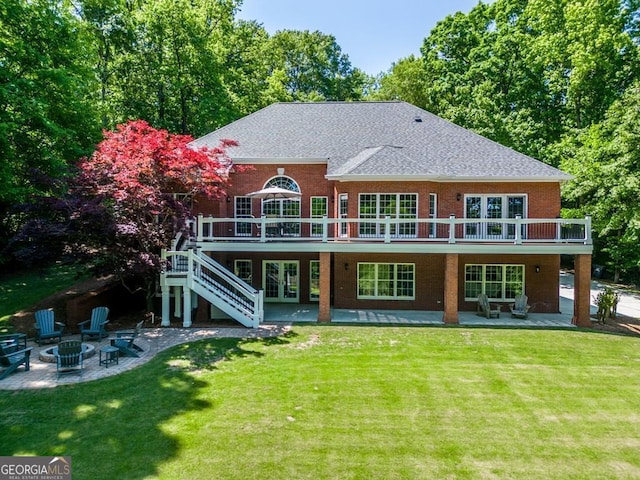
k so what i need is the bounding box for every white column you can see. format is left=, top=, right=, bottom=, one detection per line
left=182, top=287, right=192, bottom=328
left=173, top=286, right=181, bottom=318
left=161, top=284, right=171, bottom=327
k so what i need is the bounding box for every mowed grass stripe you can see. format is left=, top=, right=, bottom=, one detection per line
left=2, top=326, right=640, bottom=479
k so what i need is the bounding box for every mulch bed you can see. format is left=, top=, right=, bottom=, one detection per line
left=589, top=314, right=640, bottom=337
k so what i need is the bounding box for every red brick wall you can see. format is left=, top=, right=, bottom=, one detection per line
left=332, top=252, right=446, bottom=310
left=195, top=166, right=562, bottom=221
left=194, top=164, right=336, bottom=218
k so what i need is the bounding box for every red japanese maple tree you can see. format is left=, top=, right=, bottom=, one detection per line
left=75, top=120, right=239, bottom=309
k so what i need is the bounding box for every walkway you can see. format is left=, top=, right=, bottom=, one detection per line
left=0, top=325, right=288, bottom=391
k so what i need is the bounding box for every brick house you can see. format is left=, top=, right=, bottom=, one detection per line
left=160, top=101, right=592, bottom=328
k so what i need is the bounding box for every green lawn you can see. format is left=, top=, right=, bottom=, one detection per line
left=2, top=326, right=640, bottom=479
left=0, top=264, right=86, bottom=330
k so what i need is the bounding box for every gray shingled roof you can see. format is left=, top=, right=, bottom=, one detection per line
left=191, top=101, right=571, bottom=181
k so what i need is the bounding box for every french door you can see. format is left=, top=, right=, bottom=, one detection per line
left=465, top=195, right=526, bottom=239
left=262, top=261, right=299, bottom=303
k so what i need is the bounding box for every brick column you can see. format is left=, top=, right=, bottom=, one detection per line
left=572, top=254, right=592, bottom=327
left=318, top=252, right=332, bottom=322
left=443, top=253, right=459, bottom=324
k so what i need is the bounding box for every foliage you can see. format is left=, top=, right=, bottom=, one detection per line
left=8, top=120, right=239, bottom=309
left=375, top=0, right=640, bottom=164
left=561, top=81, right=640, bottom=280
left=263, top=30, right=368, bottom=102
left=3, top=327, right=640, bottom=479
left=0, top=0, right=101, bottom=252
left=374, top=0, right=640, bottom=278
left=593, top=287, right=621, bottom=324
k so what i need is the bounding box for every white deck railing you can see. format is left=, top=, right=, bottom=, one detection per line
left=193, top=214, right=592, bottom=245
left=162, top=248, right=263, bottom=327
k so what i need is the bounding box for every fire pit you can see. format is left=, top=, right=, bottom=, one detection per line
left=39, top=343, right=96, bottom=363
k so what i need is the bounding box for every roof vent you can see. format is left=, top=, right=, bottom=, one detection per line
left=414, top=117, right=423, bottom=123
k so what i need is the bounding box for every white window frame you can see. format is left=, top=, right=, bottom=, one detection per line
left=429, top=193, right=437, bottom=238
left=464, top=264, right=525, bottom=302
left=358, top=193, right=418, bottom=238
left=464, top=194, right=527, bottom=239
left=339, top=193, right=348, bottom=237
left=357, top=263, right=415, bottom=300
left=234, top=259, right=252, bottom=284
left=310, top=197, right=328, bottom=237
left=234, top=196, right=252, bottom=236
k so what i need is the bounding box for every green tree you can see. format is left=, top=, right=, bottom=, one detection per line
left=375, top=0, right=640, bottom=165
left=93, top=0, right=245, bottom=136
left=370, top=55, right=430, bottom=108
left=561, top=82, right=640, bottom=281
left=72, top=0, right=137, bottom=128
left=264, top=30, right=368, bottom=102
left=0, top=0, right=100, bottom=256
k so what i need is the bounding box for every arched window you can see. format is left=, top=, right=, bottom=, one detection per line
left=264, top=176, right=300, bottom=192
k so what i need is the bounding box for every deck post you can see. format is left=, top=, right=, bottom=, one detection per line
left=182, top=287, right=192, bottom=328
left=173, top=286, right=181, bottom=318
left=572, top=254, right=592, bottom=327
left=318, top=252, right=332, bottom=322
left=443, top=253, right=459, bottom=324
left=448, top=215, right=456, bottom=244
left=161, top=284, right=171, bottom=327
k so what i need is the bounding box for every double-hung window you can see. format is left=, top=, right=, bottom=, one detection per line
left=234, top=259, right=252, bottom=283
left=464, top=264, right=524, bottom=301
left=310, top=197, right=328, bottom=237
left=358, top=193, right=417, bottom=238
left=235, top=197, right=252, bottom=236
left=357, top=263, right=415, bottom=299
left=429, top=193, right=437, bottom=238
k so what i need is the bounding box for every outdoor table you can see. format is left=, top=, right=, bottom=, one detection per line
left=99, top=345, right=119, bottom=368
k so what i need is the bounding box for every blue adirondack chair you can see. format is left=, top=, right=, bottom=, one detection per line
left=110, top=321, right=144, bottom=357
left=34, top=309, right=65, bottom=345
left=55, top=340, right=83, bottom=379
left=0, top=342, right=33, bottom=380
left=78, top=306, right=110, bottom=341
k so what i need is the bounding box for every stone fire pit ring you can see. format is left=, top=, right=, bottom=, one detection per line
left=39, top=343, right=96, bottom=363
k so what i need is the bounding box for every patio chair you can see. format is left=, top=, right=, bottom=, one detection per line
left=0, top=333, right=27, bottom=353
left=79, top=306, right=110, bottom=341
left=55, top=340, right=83, bottom=379
left=110, top=321, right=144, bottom=357
left=476, top=293, right=501, bottom=318
left=34, top=308, right=65, bottom=345
left=0, top=342, right=33, bottom=380
left=510, top=294, right=531, bottom=319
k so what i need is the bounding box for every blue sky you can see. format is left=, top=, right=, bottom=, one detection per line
left=237, top=0, right=486, bottom=76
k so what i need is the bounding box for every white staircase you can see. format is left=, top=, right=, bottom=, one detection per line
left=161, top=248, right=263, bottom=328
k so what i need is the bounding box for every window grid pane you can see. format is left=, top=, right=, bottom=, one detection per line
left=357, top=263, right=414, bottom=299
left=358, top=194, right=417, bottom=237
left=235, top=197, right=252, bottom=236
left=464, top=264, right=524, bottom=301
left=234, top=260, right=252, bottom=283
left=311, top=197, right=328, bottom=236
